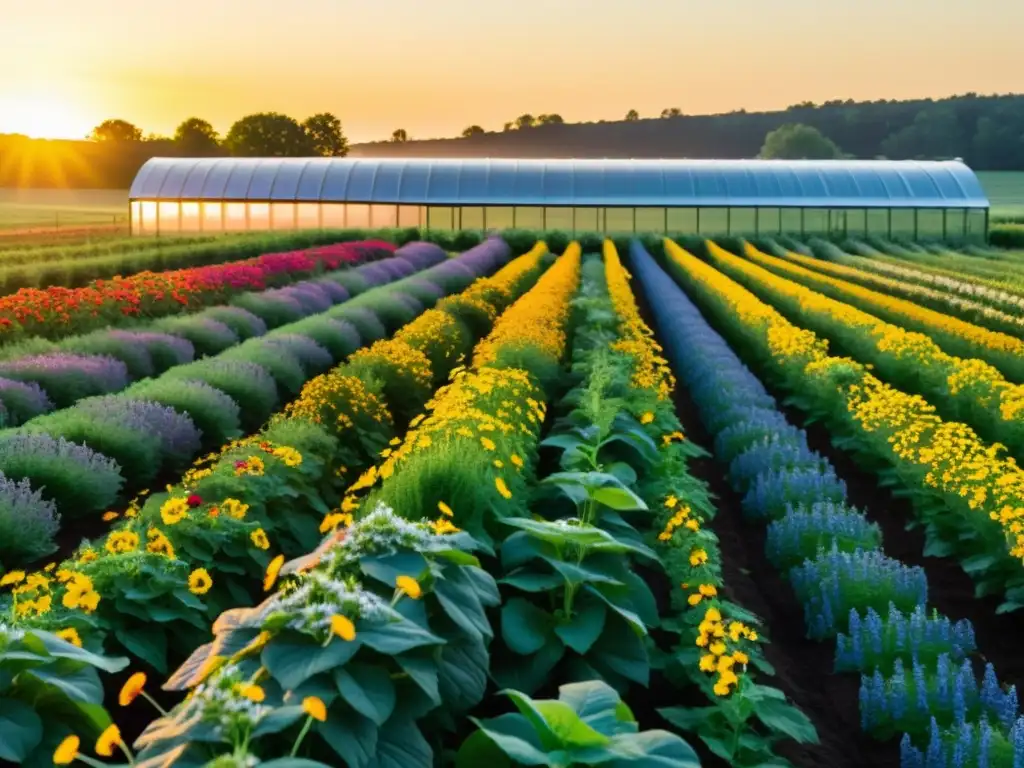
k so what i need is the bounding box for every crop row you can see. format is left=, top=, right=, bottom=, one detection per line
left=663, top=239, right=1024, bottom=612
left=0, top=243, right=435, bottom=426
left=0, top=230, right=385, bottom=296
left=0, top=240, right=507, bottom=568
left=708, top=240, right=1024, bottom=462
left=0, top=238, right=544, bottom=765
left=0, top=238, right=398, bottom=344
left=631, top=239, right=1024, bottom=768
left=782, top=239, right=1024, bottom=338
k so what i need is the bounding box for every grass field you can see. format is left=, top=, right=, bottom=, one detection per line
left=976, top=171, right=1024, bottom=219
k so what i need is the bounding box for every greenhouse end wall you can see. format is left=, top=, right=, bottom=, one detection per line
left=130, top=201, right=989, bottom=242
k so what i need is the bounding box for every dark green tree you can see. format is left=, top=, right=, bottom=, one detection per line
left=303, top=113, right=349, bottom=156
left=390, top=128, right=409, bottom=143
left=224, top=113, right=313, bottom=157
left=759, top=123, right=844, bottom=159
left=461, top=125, right=485, bottom=138
left=625, top=109, right=640, bottom=121
left=90, top=119, right=143, bottom=143
left=660, top=107, right=682, bottom=119
left=173, top=118, right=220, bottom=154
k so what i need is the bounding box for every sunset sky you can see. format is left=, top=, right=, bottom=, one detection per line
left=2, top=0, right=1022, bottom=144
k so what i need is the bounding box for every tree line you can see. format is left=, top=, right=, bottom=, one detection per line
left=2, top=93, right=1023, bottom=189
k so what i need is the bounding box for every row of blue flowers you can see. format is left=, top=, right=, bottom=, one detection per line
left=627, top=239, right=1024, bottom=768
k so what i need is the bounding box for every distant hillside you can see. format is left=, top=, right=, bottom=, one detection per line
left=3, top=93, right=1023, bottom=189
left=350, top=94, right=1024, bottom=166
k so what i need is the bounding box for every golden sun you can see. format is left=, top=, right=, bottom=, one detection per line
left=0, top=94, right=92, bottom=139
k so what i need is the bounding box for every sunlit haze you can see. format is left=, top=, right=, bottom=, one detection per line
left=2, top=0, right=1022, bottom=142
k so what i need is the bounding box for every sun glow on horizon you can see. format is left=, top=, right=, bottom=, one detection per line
left=0, top=93, right=94, bottom=140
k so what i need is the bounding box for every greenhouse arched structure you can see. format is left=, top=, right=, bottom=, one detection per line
left=128, top=157, right=991, bottom=241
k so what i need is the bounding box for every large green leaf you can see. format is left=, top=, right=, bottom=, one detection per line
left=31, top=631, right=129, bottom=674
left=334, top=665, right=396, bottom=726
left=602, top=729, right=702, bottom=767
left=753, top=697, right=819, bottom=744
left=437, top=634, right=490, bottom=711
left=434, top=572, right=491, bottom=641
left=501, top=572, right=564, bottom=592
left=23, top=663, right=103, bottom=703
left=263, top=636, right=361, bottom=690
left=455, top=729, right=515, bottom=768
left=592, top=486, right=648, bottom=512
left=115, top=625, right=168, bottom=674
left=358, top=616, right=444, bottom=655
left=558, top=680, right=630, bottom=737
left=0, top=699, right=43, bottom=762
left=317, top=711, right=378, bottom=768
left=366, top=718, right=433, bottom=768
left=555, top=601, right=607, bottom=655
left=467, top=714, right=551, bottom=766
left=531, top=699, right=610, bottom=749
left=251, top=706, right=304, bottom=737
left=502, top=598, right=553, bottom=655
left=395, top=652, right=441, bottom=706
left=360, top=552, right=429, bottom=589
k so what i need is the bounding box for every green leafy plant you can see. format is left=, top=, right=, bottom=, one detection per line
left=457, top=680, right=700, bottom=767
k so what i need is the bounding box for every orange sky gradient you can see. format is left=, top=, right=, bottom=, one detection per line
left=2, top=0, right=1022, bottom=144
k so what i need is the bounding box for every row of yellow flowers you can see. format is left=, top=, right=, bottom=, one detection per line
left=0, top=244, right=554, bottom=765
left=734, top=240, right=1024, bottom=376
left=109, top=245, right=582, bottom=765
left=602, top=242, right=760, bottom=701
left=704, top=241, right=1024, bottom=456
left=665, top=239, right=1024, bottom=602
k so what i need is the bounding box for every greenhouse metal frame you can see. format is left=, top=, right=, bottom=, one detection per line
left=127, top=157, right=991, bottom=241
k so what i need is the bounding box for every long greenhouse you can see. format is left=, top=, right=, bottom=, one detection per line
left=127, top=157, right=991, bottom=240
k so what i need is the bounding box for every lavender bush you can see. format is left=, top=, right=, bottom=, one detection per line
left=221, top=341, right=306, bottom=396
left=202, top=305, right=269, bottom=339
left=0, top=378, right=53, bottom=426
left=0, top=431, right=122, bottom=516
left=332, top=306, right=386, bottom=344
left=165, top=358, right=278, bottom=430
left=107, top=330, right=194, bottom=373
left=125, top=377, right=241, bottom=447
left=282, top=317, right=362, bottom=361
left=155, top=314, right=241, bottom=355
left=76, top=395, right=202, bottom=466
left=0, top=473, right=61, bottom=565
left=0, top=353, right=130, bottom=408
left=260, top=334, right=334, bottom=375
left=393, top=241, right=448, bottom=271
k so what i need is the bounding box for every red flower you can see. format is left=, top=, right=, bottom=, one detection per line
left=187, top=494, right=203, bottom=508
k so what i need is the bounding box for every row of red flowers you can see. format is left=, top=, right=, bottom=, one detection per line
left=0, top=240, right=396, bottom=340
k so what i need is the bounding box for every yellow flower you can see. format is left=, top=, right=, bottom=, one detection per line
left=272, top=446, right=303, bottom=467
left=495, top=477, right=512, bottom=500
left=303, top=696, right=328, bottom=722
left=264, top=554, right=285, bottom=592
left=0, top=570, right=25, bottom=587
left=713, top=680, right=732, bottom=696
left=160, top=497, right=190, bottom=525
left=104, top=530, right=139, bottom=555
left=119, top=672, right=147, bottom=706
left=78, top=549, right=98, bottom=564
left=250, top=528, right=270, bottom=550
left=330, top=614, right=356, bottom=641
left=222, top=498, right=249, bottom=520
left=480, top=437, right=496, bottom=451
left=689, top=548, right=708, bottom=567
left=438, top=501, right=454, bottom=517
left=641, top=412, right=655, bottom=424
left=510, top=453, right=524, bottom=468
left=396, top=575, right=422, bottom=599
left=699, top=654, right=717, bottom=672
left=687, top=593, right=703, bottom=606
left=53, top=735, right=80, bottom=765
left=238, top=683, right=265, bottom=702
left=146, top=528, right=176, bottom=559
left=664, top=495, right=678, bottom=509
left=102, top=511, right=119, bottom=522
left=734, top=651, right=749, bottom=666
left=56, top=628, right=83, bottom=647
left=188, top=568, right=213, bottom=595
left=709, top=641, right=727, bottom=656
left=95, top=724, right=122, bottom=757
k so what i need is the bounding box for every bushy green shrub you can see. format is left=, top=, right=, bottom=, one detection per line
left=331, top=306, right=386, bottom=344
left=281, top=317, right=362, bottom=361
left=164, top=359, right=277, bottom=430
left=123, top=377, right=242, bottom=447
left=220, top=341, right=307, bottom=397
left=152, top=315, right=239, bottom=356
left=201, top=306, right=268, bottom=340
left=230, top=292, right=307, bottom=327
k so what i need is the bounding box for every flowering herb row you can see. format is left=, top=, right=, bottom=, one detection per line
left=667, top=238, right=1024, bottom=614
left=712, top=240, right=1024, bottom=462
left=0, top=240, right=548, bottom=766
left=0, top=241, right=448, bottom=426
left=111, top=244, right=581, bottom=765
left=0, top=237, right=397, bottom=345
left=0, top=240, right=506, bottom=568
left=633, top=239, right=1024, bottom=767
left=774, top=239, right=1024, bottom=339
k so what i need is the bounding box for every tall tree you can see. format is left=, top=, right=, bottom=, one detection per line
left=625, top=109, right=640, bottom=121
left=303, top=113, right=349, bottom=156
left=536, top=114, right=564, bottom=125
left=660, top=108, right=682, bottom=119
left=173, top=117, right=220, bottom=154
left=514, top=114, right=537, bottom=130
left=390, top=128, right=409, bottom=143
left=90, top=119, right=143, bottom=143
left=224, top=113, right=313, bottom=157
left=461, top=125, right=485, bottom=138
left=759, top=123, right=844, bottom=159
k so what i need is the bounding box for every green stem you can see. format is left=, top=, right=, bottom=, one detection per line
left=290, top=716, right=314, bottom=757
left=141, top=690, right=168, bottom=716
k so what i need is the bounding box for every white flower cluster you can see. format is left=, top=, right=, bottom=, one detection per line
left=272, top=570, right=395, bottom=634
left=323, top=503, right=453, bottom=569
left=191, top=663, right=269, bottom=729
left=0, top=621, right=25, bottom=642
